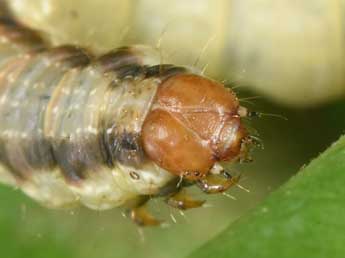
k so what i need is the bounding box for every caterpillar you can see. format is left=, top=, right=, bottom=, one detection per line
left=0, top=19, right=258, bottom=226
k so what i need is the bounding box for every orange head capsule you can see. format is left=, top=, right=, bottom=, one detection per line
left=142, top=74, right=248, bottom=180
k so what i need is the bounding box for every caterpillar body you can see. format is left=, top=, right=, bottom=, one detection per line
left=0, top=20, right=256, bottom=226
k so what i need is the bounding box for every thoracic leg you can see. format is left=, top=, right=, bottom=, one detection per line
left=128, top=196, right=161, bottom=226
left=166, top=189, right=205, bottom=210
left=196, top=171, right=240, bottom=194
left=129, top=204, right=161, bottom=226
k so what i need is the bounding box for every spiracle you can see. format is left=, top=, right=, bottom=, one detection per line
left=0, top=20, right=257, bottom=226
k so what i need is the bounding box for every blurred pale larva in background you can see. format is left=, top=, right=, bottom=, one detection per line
left=7, top=0, right=345, bottom=107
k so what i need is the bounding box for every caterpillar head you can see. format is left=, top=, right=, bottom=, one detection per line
left=142, top=74, right=250, bottom=180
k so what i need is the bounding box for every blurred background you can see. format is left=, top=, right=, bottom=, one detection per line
left=0, top=1, right=344, bottom=258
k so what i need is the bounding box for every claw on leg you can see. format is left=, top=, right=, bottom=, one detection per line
left=166, top=189, right=205, bottom=210
left=129, top=205, right=161, bottom=227
left=197, top=171, right=240, bottom=194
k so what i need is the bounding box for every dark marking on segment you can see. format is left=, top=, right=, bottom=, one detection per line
left=0, top=17, right=16, bottom=26
left=47, top=45, right=91, bottom=67
left=107, top=64, right=187, bottom=81
left=23, top=138, right=56, bottom=169
left=97, top=47, right=142, bottom=72
left=98, top=128, right=114, bottom=168
left=103, top=63, right=187, bottom=82
left=51, top=139, right=85, bottom=182
left=51, top=137, right=106, bottom=183
left=103, top=130, right=146, bottom=167
left=97, top=47, right=187, bottom=81
left=0, top=138, right=53, bottom=181
left=0, top=20, right=45, bottom=49
left=115, top=64, right=144, bottom=80
left=144, top=64, right=187, bottom=80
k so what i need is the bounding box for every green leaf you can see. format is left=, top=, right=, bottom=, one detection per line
left=187, top=135, right=345, bottom=258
